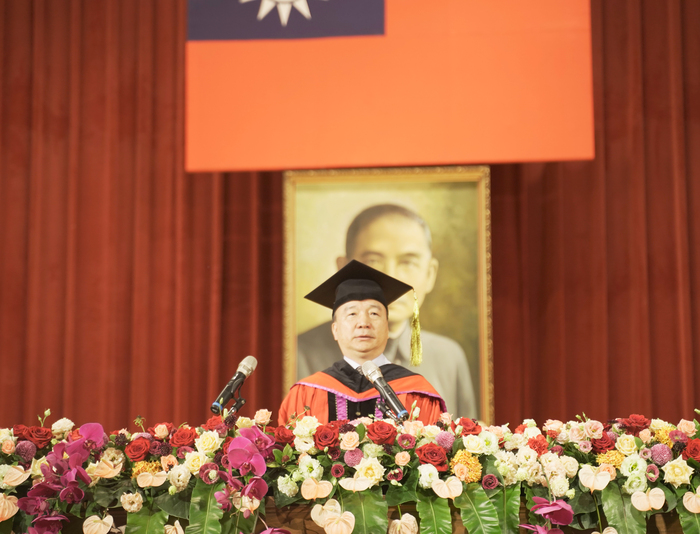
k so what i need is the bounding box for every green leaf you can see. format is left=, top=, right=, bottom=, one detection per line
left=569, top=512, right=600, bottom=530
left=126, top=505, right=169, bottom=534
left=658, top=483, right=677, bottom=513
left=601, top=481, right=646, bottom=534
left=386, top=468, right=419, bottom=506
left=488, top=482, right=521, bottom=534
left=228, top=507, right=261, bottom=534
left=339, top=487, right=388, bottom=534
left=416, top=488, right=452, bottom=534
left=272, top=481, right=302, bottom=508
left=356, top=424, right=366, bottom=442
left=273, top=449, right=283, bottom=464
left=184, top=479, right=225, bottom=534
left=678, top=498, right=700, bottom=534
left=454, top=482, right=501, bottom=534
left=567, top=487, right=596, bottom=515
left=0, top=519, right=13, bottom=534
left=93, top=479, right=135, bottom=508
left=155, top=487, right=193, bottom=519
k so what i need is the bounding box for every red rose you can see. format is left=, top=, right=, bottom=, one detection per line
left=452, top=418, right=482, bottom=437
left=591, top=433, right=616, bottom=454
left=274, top=426, right=295, bottom=445
left=366, top=421, right=398, bottom=445
left=125, top=437, right=152, bottom=461
left=201, top=415, right=223, bottom=431
left=26, top=427, right=54, bottom=449
left=620, top=414, right=651, bottom=437
left=170, top=427, right=198, bottom=448
left=528, top=435, right=548, bottom=456
left=314, top=424, right=340, bottom=450
left=416, top=443, right=448, bottom=472
left=13, top=424, right=28, bottom=440
left=683, top=439, right=700, bottom=462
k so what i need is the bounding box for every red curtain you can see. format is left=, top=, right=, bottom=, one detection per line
left=1, top=0, right=699, bottom=430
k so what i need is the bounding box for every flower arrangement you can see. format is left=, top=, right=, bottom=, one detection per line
left=3, top=408, right=700, bottom=534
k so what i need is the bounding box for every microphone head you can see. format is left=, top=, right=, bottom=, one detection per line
left=361, top=361, right=382, bottom=383
left=238, top=356, right=258, bottom=377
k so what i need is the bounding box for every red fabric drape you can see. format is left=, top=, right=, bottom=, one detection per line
left=492, top=0, right=700, bottom=425
left=1, top=0, right=699, bottom=429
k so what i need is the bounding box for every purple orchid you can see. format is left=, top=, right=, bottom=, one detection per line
left=18, top=497, right=51, bottom=516
left=32, top=512, right=68, bottom=534
left=242, top=477, right=268, bottom=501
left=58, top=470, right=87, bottom=504
left=227, top=437, right=266, bottom=477
left=214, top=477, right=244, bottom=512
left=531, top=497, right=574, bottom=526
left=238, top=426, right=275, bottom=459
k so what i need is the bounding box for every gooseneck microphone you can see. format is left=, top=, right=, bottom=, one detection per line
left=211, top=356, right=258, bottom=415
left=361, top=361, right=409, bottom=422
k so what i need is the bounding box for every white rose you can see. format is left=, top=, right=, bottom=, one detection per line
left=463, top=435, right=484, bottom=454
left=236, top=417, right=254, bottom=429
left=294, top=436, right=317, bottom=454
left=354, top=457, right=385, bottom=486
left=556, top=430, right=570, bottom=445
left=421, top=426, right=441, bottom=441
left=51, top=418, right=75, bottom=439
left=167, top=464, right=191, bottom=492
left=615, top=435, right=638, bottom=456
left=649, top=419, right=671, bottom=433
left=294, top=416, right=321, bottom=439
left=195, top=431, right=224, bottom=455
left=418, top=464, right=439, bottom=489
left=184, top=451, right=208, bottom=475
left=30, top=457, right=48, bottom=478
left=663, top=457, right=693, bottom=488
left=277, top=475, right=299, bottom=497
left=560, top=456, right=579, bottom=478
left=120, top=492, right=143, bottom=513
left=0, top=429, right=12, bottom=442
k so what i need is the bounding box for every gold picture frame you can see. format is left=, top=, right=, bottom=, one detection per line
left=283, top=166, right=493, bottom=424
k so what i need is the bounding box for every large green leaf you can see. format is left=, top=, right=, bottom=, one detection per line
left=454, top=482, right=501, bottom=534
left=338, top=487, right=388, bottom=534
left=126, top=505, right=169, bottom=534
left=415, top=489, right=452, bottom=534
left=677, top=497, right=700, bottom=534
left=488, top=482, right=521, bottom=534
left=93, top=479, right=135, bottom=508
left=386, top=468, right=419, bottom=506
left=225, top=507, right=261, bottom=534
left=184, top=479, right=225, bottom=534
left=0, top=518, right=13, bottom=534
left=155, top=487, right=193, bottom=519
left=601, top=481, right=646, bottom=534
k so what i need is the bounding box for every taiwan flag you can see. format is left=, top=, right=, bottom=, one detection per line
left=186, top=0, right=593, bottom=171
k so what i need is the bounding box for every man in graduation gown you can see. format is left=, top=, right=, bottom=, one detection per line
left=278, top=260, right=446, bottom=426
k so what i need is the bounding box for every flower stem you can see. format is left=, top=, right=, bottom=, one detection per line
left=592, top=492, right=603, bottom=532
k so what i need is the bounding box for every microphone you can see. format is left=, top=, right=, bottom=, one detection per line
left=211, top=356, right=258, bottom=415
left=360, top=361, right=409, bottom=422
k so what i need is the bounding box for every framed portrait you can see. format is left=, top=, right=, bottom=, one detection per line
left=283, top=166, right=493, bottom=423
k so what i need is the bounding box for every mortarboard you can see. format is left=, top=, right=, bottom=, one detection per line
left=304, top=260, right=423, bottom=366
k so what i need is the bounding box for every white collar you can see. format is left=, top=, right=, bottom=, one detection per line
left=343, top=354, right=390, bottom=369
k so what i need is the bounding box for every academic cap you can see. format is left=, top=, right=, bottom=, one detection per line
left=304, top=260, right=423, bottom=366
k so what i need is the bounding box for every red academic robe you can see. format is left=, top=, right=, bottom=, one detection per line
left=278, top=361, right=445, bottom=426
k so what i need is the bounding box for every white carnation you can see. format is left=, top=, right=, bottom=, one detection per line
left=120, top=492, right=143, bottom=513
left=362, top=443, right=385, bottom=459
left=549, top=476, right=569, bottom=498
left=294, top=436, right=317, bottom=454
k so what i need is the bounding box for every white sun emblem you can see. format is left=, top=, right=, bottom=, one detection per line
left=240, top=0, right=327, bottom=27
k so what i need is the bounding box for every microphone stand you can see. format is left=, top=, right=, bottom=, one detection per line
left=211, top=381, right=247, bottom=415
left=376, top=399, right=408, bottom=424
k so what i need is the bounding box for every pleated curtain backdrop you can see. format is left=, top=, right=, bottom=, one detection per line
left=1, top=0, right=699, bottom=430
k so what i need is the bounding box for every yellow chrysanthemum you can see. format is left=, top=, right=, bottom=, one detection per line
left=450, top=450, right=482, bottom=483
left=596, top=450, right=624, bottom=469
left=131, top=461, right=161, bottom=479
left=655, top=428, right=673, bottom=448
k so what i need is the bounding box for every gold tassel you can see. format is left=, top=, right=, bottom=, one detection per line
left=410, top=289, right=423, bottom=366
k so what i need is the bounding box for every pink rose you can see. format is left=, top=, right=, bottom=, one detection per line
left=339, top=432, right=360, bottom=451
left=543, top=420, right=564, bottom=434
left=395, top=451, right=411, bottom=466
left=401, top=421, right=424, bottom=437
left=677, top=419, right=696, bottom=438
left=438, top=413, right=452, bottom=426
left=1, top=441, right=15, bottom=455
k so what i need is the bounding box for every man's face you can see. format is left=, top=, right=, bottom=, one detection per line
left=338, top=214, right=438, bottom=329
left=332, top=299, right=389, bottom=363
